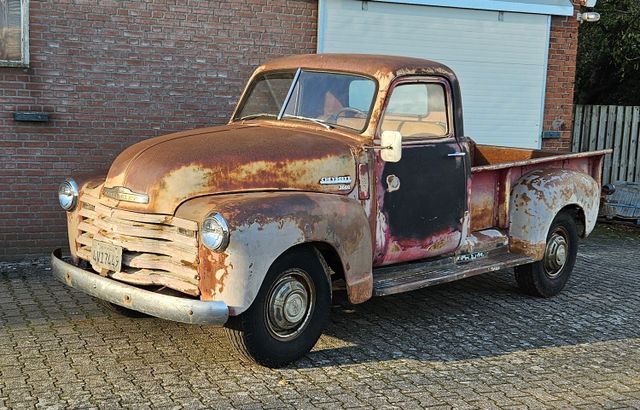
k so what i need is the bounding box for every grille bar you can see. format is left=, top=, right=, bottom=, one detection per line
left=75, top=187, right=200, bottom=296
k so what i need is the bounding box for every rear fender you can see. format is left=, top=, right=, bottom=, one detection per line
left=509, top=169, right=599, bottom=260
left=175, top=192, right=373, bottom=315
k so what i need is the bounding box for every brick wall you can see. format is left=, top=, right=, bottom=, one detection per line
left=0, top=0, right=317, bottom=259
left=1, top=1, right=582, bottom=258
left=541, top=2, right=581, bottom=151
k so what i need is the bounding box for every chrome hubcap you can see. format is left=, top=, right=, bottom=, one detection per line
left=544, top=230, right=569, bottom=278
left=266, top=269, right=314, bottom=341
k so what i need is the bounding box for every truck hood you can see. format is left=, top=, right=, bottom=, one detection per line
left=103, top=123, right=358, bottom=214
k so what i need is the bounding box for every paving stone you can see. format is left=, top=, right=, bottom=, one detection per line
left=0, top=224, right=639, bottom=408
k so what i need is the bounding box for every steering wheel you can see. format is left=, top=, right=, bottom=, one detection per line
left=329, top=107, right=367, bottom=123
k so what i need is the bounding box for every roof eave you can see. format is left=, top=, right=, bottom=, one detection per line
left=369, top=0, right=575, bottom=17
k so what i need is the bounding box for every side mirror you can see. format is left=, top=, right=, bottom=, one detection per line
left=380, top=131, right=402, bottom=163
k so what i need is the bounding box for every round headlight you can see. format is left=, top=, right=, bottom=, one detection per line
left=202, top=213, right=230, bottom=252
left=58, top=179, right=79, bottom=211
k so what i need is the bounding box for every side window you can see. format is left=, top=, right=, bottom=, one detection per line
left=380, top=83, right=449, bottom=138
left=349, top=80, right=375, bottom=111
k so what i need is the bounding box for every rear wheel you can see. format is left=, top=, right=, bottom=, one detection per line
left=514, top=211, right=579, bottom=297
left=224, top=248, right=331, bottom=368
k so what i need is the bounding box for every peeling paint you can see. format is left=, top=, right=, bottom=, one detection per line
left=509, top=169, right=600, bottom=260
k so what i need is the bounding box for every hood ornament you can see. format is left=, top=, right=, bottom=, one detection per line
left=102, top=186, right=149, bottom=204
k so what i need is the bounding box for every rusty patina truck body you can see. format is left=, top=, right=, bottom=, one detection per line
left=52, top=54, right=610, bottom=367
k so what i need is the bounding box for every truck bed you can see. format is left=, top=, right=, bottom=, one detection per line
left=469, top=144, right=611, bottom=232
left=472, top=144, right=611, bottom=173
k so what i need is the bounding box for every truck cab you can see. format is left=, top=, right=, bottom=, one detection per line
left=52, top=54, right=610, bottom=367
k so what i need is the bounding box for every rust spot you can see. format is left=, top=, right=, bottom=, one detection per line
left=509, top=237, right=545, bottom=260
left=346, top=273, right=373, bottom=304
left=198, top=246, right=231, bottom=300
left=429, top=237, right=448, bottom=251
left=469, top=171, right=497, bottom=231
left=470, top=197, right=494, bottom=231
left=377, top=229, right=461, bottom=265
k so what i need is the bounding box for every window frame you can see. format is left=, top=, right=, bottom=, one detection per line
left=232, top=68, right=379, bottom=134
left=236, top=70, right=296, bottom=120
left=376, top=76, right=455, bottom=143
left=0, top=0, right=29, bottom=68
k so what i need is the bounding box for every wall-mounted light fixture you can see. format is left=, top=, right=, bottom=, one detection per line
left=577, top=12, right=600, bottom=23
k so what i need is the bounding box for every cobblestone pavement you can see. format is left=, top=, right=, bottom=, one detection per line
left=1, top=224, right=639, bottom=409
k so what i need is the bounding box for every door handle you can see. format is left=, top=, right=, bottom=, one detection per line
left=448, top=152, right=466, bottom=157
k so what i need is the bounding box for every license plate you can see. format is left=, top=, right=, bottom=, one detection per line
left=91, top=240, right=123, bottom=273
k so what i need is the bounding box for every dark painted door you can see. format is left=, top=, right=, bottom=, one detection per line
left=373, top=80, right=467, bottom=266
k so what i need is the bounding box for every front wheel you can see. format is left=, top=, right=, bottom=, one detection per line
left=514, top=211, right=579, bottom=297
left=224, top=248, right=331, bottom=367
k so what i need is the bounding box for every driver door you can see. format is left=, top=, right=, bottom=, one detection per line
left=374, top=78, right=468, bottom=266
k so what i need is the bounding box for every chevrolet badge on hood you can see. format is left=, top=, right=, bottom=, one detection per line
left=102, top=186, right=149, bottom=204
left=319, top=176, right=352, bottom=185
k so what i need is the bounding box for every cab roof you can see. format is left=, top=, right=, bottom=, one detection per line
left=256, top=53, right=458, bottom=83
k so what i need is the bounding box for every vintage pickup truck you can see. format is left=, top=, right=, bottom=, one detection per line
left=52, top=54, right=610, bottom=367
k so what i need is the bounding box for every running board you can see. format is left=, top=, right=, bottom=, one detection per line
left=373, top=252, right=535, bottom=296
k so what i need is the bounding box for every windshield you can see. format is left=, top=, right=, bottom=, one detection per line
left=235, top=70, right=377, bottom=132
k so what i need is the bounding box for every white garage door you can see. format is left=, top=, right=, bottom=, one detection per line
left=318, top=0, right=552, bottom=148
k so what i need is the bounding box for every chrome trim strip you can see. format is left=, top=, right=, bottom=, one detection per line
left=277, top=67, right=302, bottom=120
left=319, top=176, right=352, bottom=185
left=102, top=186, right=149, bottom=204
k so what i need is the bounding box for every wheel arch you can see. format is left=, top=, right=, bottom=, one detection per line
left=509, top=169, right=599, bottom=260
left=269, top=241, right=344, bottom=285
left=559, top=204, right=587, bottom=238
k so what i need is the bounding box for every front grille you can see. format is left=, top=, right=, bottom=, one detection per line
left=75, top=187, right=200, bottom=296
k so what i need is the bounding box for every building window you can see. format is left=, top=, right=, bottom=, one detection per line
left=0, top=0, right=28, bottom=67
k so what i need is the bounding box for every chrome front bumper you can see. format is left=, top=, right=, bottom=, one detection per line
left=51, top=249, right=229, bottom=325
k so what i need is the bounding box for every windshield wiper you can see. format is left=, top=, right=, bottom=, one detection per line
left=237, top=113, right=277, bottom=121
left=282, top=114, right=334, bottom=130
left=238, top=112, right=333, bottom=130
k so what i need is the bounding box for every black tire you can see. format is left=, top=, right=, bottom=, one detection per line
left=98, top=300, right=150, bottom=318
left=224, top=248, right=331, bottom=368
left=514, top=211, right=579, bottom=297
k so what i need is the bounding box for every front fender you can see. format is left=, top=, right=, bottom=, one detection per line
left=175, top=192, right=373, bottom=315
left=509, top=169, right=599, bottom=260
